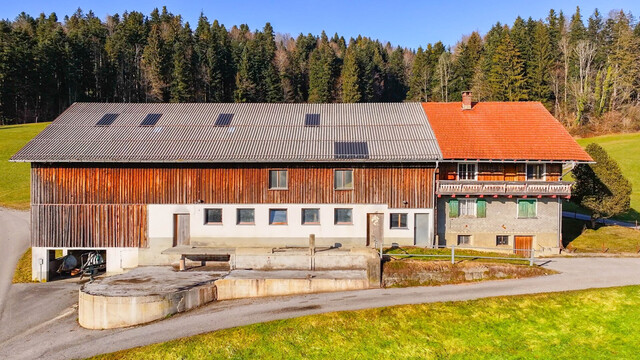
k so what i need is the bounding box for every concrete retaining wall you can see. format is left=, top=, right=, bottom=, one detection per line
left=215, top=276, right=369, bottom=300
left=78, top=282, right=216, bottom=329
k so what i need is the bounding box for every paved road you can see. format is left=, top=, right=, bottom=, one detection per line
left=1, top=257, right=640, bottom=359
left=0, top=208, right=30, bottom=317
left=562, top=211, right=639, bottom=228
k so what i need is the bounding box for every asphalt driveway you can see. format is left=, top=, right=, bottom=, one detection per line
left=0, top=208, right=30, bottom=317
left=1, top=257, right=640, bottom=359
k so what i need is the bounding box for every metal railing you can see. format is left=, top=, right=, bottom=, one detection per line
left=437, top=180, right=572, bottom=196
left=380, top=244, right=536, bottom=266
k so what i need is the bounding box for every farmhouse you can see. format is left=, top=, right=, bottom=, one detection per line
left=426, top=92, right=592, bottom=254
left=11, top=95, right=591, bottom=281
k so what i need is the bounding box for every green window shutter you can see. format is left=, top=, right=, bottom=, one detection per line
left=449, top=199, right=459, bottom=218
left=518, top=200, right=536, bottom=218
left=477, top=199, right=486, bottom=218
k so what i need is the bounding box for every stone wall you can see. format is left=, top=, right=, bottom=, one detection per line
left=437, top=197, right=561, bottom=254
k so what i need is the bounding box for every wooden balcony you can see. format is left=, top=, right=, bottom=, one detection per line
left=437, top=180, right=572, bottom=197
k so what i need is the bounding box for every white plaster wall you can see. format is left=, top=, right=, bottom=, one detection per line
left=147, top=204, right=433, bottom=247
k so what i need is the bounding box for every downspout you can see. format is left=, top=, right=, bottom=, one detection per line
left=433, top=160, right=439, bottom=248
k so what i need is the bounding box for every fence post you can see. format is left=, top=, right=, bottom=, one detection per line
left=529, top=248, right=535, bottom=266
left=451, top=244, right=455, bottom=264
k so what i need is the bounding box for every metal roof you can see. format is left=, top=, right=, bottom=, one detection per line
left=11, top=102, right=442, bottom=163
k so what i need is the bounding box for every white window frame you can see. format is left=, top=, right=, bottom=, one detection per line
left=526, top=163, right=546, bottom=181
left=517, top=199, right=538, bottom=219
left=458, top=162, right=478, bottom=181
left=459, top=198, right=477, bottom=217
left=496, top=235, right=509, bottom=246
left=334, top=169, right=354, bottom=190
left=457, top=235, right=471, bottom=245
left=268, top=169, right=288, bottom=190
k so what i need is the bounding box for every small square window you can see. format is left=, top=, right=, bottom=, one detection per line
left=237, top=209, right=255, bottom=225
left=302, top=209, right=320, bottom=225
left=269, top=170, right=288, bottom=189
left=269, top=209, right=288, bottom=225
left=334, top=208, right=353, bottom=225
left=496, top=235, right=509, bottom=246
left=457, top=235, right=471, bottom=245
left=204, top=208, right=222, bottom=224
left=335, top=169, right=353, bottom=190
left=390, top=213, right=407, bottom=229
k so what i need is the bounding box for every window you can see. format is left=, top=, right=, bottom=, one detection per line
left=302, top=209, right=320, bottom=225
left=269, top=209, right=288, bottom=225
left=527, top=164, right=545, bottom=181
left=204, top=208, right=222, bottom=224
left=335, top=169, right=354, bottom=190
left=518, top=199, right=537, bottom=218
left=214, top=113, right=234, bottom=127
left=269, top=170, right=288, bottom=189
left=237, top=209, right=255, bottom=224
left=140, top=113, right=162, bottom=127
left=390, top=213, right=408, bottom=229
left=458, top=235, right=471, bottom=245
left=459, top=199, right=476, bottom=217
left=458, top=163, right=477, bottom=180
left=305, top=113, right=320, bottom=127
left=496, top=235, right=509, bottom=246
left=334, top=208, right=353, bottom=225
left=95, top=113, right=119, bottom=127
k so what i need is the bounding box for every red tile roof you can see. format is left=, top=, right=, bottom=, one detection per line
left=422, top=102, right=592, bottom=161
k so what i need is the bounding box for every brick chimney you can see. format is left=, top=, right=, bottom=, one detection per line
left=462, top=91, right=473, bottom=110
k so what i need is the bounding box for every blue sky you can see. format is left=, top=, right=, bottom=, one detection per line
left=2, top=1, right=639, bottom=49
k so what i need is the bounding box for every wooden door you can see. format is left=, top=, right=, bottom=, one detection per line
left=514, top=236, right=533, bottom=257
left=414, top=213, right=431, bottom=247
left=173, top=214, right=190, bottom=247
left=367, top=213, right=383, bottom=248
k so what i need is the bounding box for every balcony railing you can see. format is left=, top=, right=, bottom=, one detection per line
left=437, top=180, right=572, bottom=196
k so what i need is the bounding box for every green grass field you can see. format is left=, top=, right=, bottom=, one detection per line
left=568, top=133, right=640, bottom=221
left=0, top=122, right=49, bottom=209
left=94, top=285, right=640, bottom=360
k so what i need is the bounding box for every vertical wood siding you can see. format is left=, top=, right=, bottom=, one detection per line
left=31, top=163, right=435, bottom=248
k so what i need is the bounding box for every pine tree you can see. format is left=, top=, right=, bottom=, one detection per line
left=142, top=23, right=168, bottom=101
left=452, top=32, right=482, bottom=98
left=383, top=46, right=407, bottom=102
left=488, top=32, right=528, bottom=101
left=406, top=47, right=429, bottom=101
left=308, top=36, right=337, bottom=103
left=341, top=45, right=360, bottom=103
left=529, top=21, right=553, bottom=104
left=169, top=24, right=194, bottom=102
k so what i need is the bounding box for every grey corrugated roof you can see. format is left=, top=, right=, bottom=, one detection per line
left=11, top=102, right=442, bottom=163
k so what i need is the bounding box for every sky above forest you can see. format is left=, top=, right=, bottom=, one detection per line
left=3, top=0, right=640, bottom=49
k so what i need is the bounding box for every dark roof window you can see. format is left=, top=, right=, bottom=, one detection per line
left=95, top=113, right=119, bottom=127
left=305, top=113, right=320, bottom=127
left=140, top=113, right=162, bottom=127
left=334, top=142, right=369, bottom=159
left=215, top=113, right=234, bottom=127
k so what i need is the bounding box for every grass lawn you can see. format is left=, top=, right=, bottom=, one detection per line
left=567, top=225, right=640, bottom=253
left=0, top=122, right=49, bottom=209
left=565, top=132, right=640, bottom=222
left=94, top=285, right=640, bottom=360
left=12, top=248, right=33, bottom=283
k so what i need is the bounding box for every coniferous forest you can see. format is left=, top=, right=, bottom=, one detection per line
left=1, top=6, right=639, bottom=135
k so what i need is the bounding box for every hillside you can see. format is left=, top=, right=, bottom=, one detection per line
left=0, top=122, right=49, bottom=209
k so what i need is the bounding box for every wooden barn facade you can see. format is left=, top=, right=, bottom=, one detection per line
left=13, top=103, right=441, bottom=279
